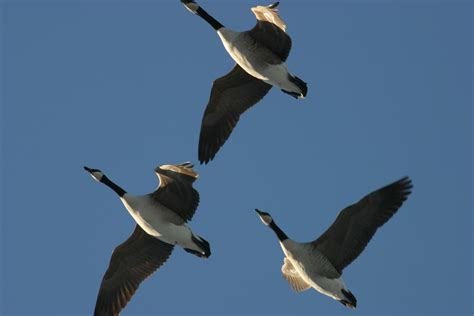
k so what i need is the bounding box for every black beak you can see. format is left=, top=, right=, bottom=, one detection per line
left=83, top=166, right=92, bottom=173
left=255, top=209, right=264, bottom=216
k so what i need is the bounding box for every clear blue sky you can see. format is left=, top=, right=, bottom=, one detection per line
left=1, top=0, right=472, bottom=315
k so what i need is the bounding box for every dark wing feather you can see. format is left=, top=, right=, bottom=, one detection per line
left=94, top=225, right=174, bottom=316
left=199, top=65, right=272, bottom=164
left=151, top=162, right=199, bottom=222
left=312, top=177, right=413, bottom=273
left=248, top=4, right=292, bottom=61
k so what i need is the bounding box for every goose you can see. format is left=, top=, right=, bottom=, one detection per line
left=255, top=177, right=413, bottom=308
left=181, top=1, right=308, bottom=164
left=84, top=162, right=211, bottom=315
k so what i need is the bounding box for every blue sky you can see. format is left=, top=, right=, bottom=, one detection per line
left=1, top=0, right=472, bottom=315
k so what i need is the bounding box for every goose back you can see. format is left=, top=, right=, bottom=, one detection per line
left=247, top=4, right=292, bottom=61
left=150, top=162, right=200, bottom=222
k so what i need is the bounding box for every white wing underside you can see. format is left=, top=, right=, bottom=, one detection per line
left=281, top=257, right=311, bottom=292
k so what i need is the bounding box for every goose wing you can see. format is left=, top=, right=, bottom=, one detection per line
left=312, top=177, right=413, bottom=273
left=94, top=225, right=174, bottom=316
left=248, top=2, right=292, bottom=61
left=199, top=65, right=272, bottom=164
left=281, top=257, right=311, bottom=292
left=152, top=162, right=199, bottom=222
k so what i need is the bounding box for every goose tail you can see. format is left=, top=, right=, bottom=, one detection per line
left=339, top=289, right=357, bottom=309
left=282, top=74, right=308, bottom=99
left=184, top=234, right=211, bottom=258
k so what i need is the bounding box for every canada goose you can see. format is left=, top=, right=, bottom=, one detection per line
left=181, top=1, right=308, bottom=164
left=255, top=177, right=413, bottom=308
left=84, top=162, right=211, bottom=315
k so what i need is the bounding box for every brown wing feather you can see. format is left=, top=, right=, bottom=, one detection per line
left=312, top=177, right=413, bottom=273
left=248, top=3, right=292, bottom=61
left=94, top=225, right=174, bottom=316
left=154, top=162, right=198, bottom=183
left=152, top=162, right=200, bottom=222
left=251, top=3, right=287, bottom=31
left=199, top=65, right=272, bottom=164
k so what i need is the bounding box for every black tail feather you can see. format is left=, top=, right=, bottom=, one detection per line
left=285, top=74, right=308, bottom=98
left=340, top=289, right=357, bottom=309
left=184, top=234, right=211, bottom=258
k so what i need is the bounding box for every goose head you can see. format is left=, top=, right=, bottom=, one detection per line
left=84, top=166, right=104, bottom=182
left=181, top=0, right=200, bottom=14
left=255, top=209, right=274, bottom=226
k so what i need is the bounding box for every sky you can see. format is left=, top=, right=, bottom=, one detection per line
left=1, top=0, right=472, bottom=315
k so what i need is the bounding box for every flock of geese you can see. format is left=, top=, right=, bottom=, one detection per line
left=84, top=1, right=413, bottom=315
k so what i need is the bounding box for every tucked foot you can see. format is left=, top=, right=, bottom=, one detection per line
left=184, top=248, right=208, bottom=258
left=281, top=89, right=300, bottom=99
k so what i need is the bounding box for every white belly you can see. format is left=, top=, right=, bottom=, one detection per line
left=217, top=28, right=296, bottom=91
left=306, top=271, right=348, bottom=301
left=120, top=195, right=199, bottom=251
left=281, top=241, right=348, bottom=301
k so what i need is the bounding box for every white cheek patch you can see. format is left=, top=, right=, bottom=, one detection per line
left=91, top=171, right=103, bottom=182
left=259, top=215, right=272, bottom=226
left=184, top=3, right=199, bottom=14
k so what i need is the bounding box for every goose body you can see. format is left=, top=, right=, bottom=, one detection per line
left=255, top=177, right=413, bottom=308
left=84, top=162, right=210, bottom=315
left=182, top=1, right=308, bottom=164
left=120, top=194, right=204, bottom=253
left=280, top=240, right=351, bottom=303
left=217, top=28, right=302, bottom=94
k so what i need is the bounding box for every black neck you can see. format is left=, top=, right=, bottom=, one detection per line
left=269, top=221, right=288, bottom=242
left=101, top=175, right=126, bottom=197
left=196, top=7, right=224, bottom=30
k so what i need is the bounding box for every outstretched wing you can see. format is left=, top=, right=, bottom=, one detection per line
left=248, top=2, right=292, bottom=61
left=312, top=177, right=413, bottom=273
left=151, top=162, right=199, bottom=222
left=281, top=257, right=311, bottom=292
left=94, top=225, right=174, bottom=316
left=198, top=65, right=272, bottom=164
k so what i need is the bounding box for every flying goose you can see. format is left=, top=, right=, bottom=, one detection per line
left=181, top=1, right=308, bottom=164
left=255, top=177, right=413, bottom=308
left=84, top=162, right=211, bottom=315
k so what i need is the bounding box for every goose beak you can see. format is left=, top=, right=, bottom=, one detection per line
left=181, top=0, right=199, bottom=14
left=255, top=209, right=264, bottom=216
left=84, top=166, right=92, bottom=173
